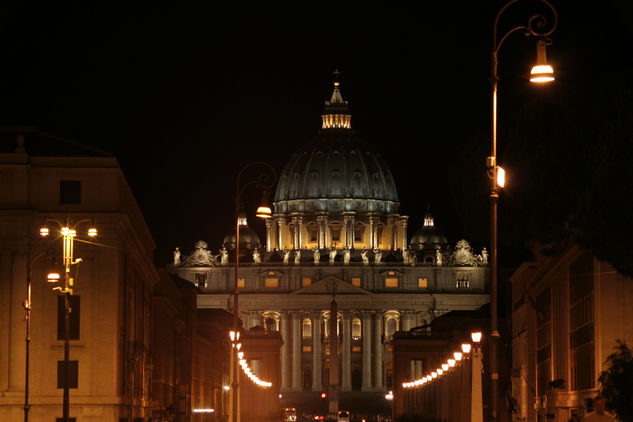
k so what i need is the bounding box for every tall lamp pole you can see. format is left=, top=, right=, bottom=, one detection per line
left=488, top=1, right=557, bottom=420
left=40, top=220, right=98, bottom=422
left=231, top=162, right=277, bottom=422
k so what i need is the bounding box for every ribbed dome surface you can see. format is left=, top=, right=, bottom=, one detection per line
left=223, top=225, right=262, bottom=250
left=274, top=132, right=399, bottom=213
left=409, top=210, right=447, bottom=250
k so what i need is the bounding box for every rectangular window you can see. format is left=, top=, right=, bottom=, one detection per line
left=351, top=277, right=361, bottom=287
left=57, top=360, right=78, bottom=389
left=569, top=251, right=595, bottom=391
left=330, top=226, right=341, bottom=242
left=57, top=295, right=80, bottom=340
left=352, top=346, right=361, bottom=353
left=385, top=278, right=398, bottom=288
left=237, top=278, right=245, bottom=289
left=354, top=226, right=365, bottom=242
left=264, top=278, right=279, bottom=288
left=302, top=345, right=312, bottom=353
left=195, top=273, right=208, bottom=288
left=59, top=180, right=81, bottom=204
left=302, top=277, right=312, bottom=287
left=308, top=226, right=318, bottom=242
left=418, top=277, right=428, bottom=288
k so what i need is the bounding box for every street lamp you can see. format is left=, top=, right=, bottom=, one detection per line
left=488, top=1, right=557, bottom=420
left=23, top=239, right=60, bottom=422
left=231, top=162, right=277, bottom=422
left=41, top=219, right=97, bottom=422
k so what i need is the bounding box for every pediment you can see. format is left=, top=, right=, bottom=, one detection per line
left=292, top=275, right=372, bottom=295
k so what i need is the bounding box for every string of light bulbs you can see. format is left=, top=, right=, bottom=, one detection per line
left=237, top=350, right=273, bottom=388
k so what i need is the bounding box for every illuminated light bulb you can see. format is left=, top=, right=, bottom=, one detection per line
left=461, top=343, right=471, bottom=354
left=454, top=352, right=463, bottom=361
left=437, top=369, right=444, bottom=376
left=442, top=364, right=449, bottom=371
left=431, top=372, right=437, bottom=379
left=88, top=227, right=97, bottom=237
left=40, top=227, right=49, bottom=237
left=62, top=227, right=70, bottom=235
left=471, top=331, right=482, bottom=343
left=69, top=229, right=77, bottom=237
left=237, top=351, right=244, bottom=360
left=448, top=359, right=456, bottom=367
left=496, top=167, right=506, bottom=188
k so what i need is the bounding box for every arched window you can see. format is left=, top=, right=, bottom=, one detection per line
left=302, top=318, right=312, bottom=339
left=386, top=318, right=398, bottom=338
left=352, top=318, right=362, bottom=339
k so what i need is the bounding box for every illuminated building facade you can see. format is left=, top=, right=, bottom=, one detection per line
left=510, top=244, right=633, bottom=421
left=170, top=80, right=490, bottom=413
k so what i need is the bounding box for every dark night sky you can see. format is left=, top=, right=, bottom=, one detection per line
left=1, top=2, right=631, bottom=265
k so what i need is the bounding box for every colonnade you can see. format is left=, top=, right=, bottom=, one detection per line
left=265, top=213, right=409, bottom=252
left=243, top=309, right=417, bottom=392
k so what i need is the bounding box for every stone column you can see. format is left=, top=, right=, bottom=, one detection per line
left=373, top=311, right=384, bottom=390
left=280, top=311, right=290, bottom=390
left=361, top=311, right=372, bottom=391
left=343, top=213, right=355, bottom=249
left=401, top=310, right=413, bottom=331
left=316, top=214, right=328, bottom=249
left=391, top=216, right=398, bottom=251
left=276, top=216, right=286, bottom=251
left=291, top=311, right=302, bottom=390
left=248, top=311, right=261, bottom=329
left=265, top=218, right=275, bottom=252
left=341, top=312, right=352, bottom=391
left=369, top=214, right=380, bottom=249
left=398, top=216, right=409, bottom=251
left=312, top=311, right=322, bottom=391
left=291, top=215, right=303, bottom=250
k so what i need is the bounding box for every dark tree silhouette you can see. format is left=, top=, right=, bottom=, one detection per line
left=598, top=340, right=633, bottom=421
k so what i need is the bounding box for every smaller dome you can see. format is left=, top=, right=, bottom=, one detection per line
left=409, top=207, right=447, bottom=250
left=222, top=209, right=262, bottom=251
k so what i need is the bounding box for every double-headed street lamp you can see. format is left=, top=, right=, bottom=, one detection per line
left=488, top=1, right=557, bottom=420
left=231, top=162, right=277, bottom=422
left=40, top=219, right=98, bottom=422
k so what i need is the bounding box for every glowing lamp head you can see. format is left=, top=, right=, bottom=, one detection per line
left=461, top=343, right=472, bottom=354
left=448, top=359, right=456, bottom=367
left=454, top=352, right=463, bottom=361
left=256, top=190, right=273, bottom=219
left=61, top=227, right=70, bottom=235
left=47, top=271, right=61, bottom=283
left=471, top=331, right=482, bottom=343
left=530, top=39, right=555, bottom=83
left=437, top=368, right=444, bottom=376
left=321, top=392, right=326, bottom=399
left=496, top=166, right=506, bottom=188
left=229, top=330, right=236, bottom=341
left=442, top=364, right=449, bottom=371
left=88, top=227, right=97, bottom=237
left=40, top=227, right=49, bottom=237
left=431, top=372, right=437, bottom=379
left=237, top=351, right=244, bottom=360
left=69, top=229, right=77, bottom=238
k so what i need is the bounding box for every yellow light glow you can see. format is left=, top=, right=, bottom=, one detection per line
left=40, top=227, right=49, bottom=237
left=496, top=166, right=506, bottom=188
left=442, top=364, right=449, bottom=371
left=237, top=351, right=244, bottom=360
left=88, top=228, right=97, bottom=237
left=431, top=372, right=437, bottom=379
left=471, top=331, right=482, bottom=343
left=61, top=227, right=70, bottom=235
left=461, top=343, right=472, bottom=354
left=454, top=352, right=463, bottom=361
left=530, top=65, right=555, bottom=83
left=69, top=229, right=77, bottom=238
left=437, top=369, right=443, bottom=376
left=256, top=206, right=272, bottom=219
left=229, top=331, right=236, bottom=341
left=448, top=359, right=456, bottom=367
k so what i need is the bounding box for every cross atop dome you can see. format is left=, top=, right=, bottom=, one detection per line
left=322, top=70, right=351, bottom=129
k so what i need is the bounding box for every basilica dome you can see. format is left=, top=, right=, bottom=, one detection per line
left=409, top=207, right=447, bottom=251
left=222, top=210, right=261, bottom=251
left=274, top=81, right=399, bottom=215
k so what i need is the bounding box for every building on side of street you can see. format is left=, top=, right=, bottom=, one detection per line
left=510, top=243, right=633, bottom=421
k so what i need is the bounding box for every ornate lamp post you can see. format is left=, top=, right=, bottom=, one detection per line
left=230, top=162, right=277, bottom=422
left=488, top=1, right=557, bottom=420
left=40, top=220, right=98, bottom=422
